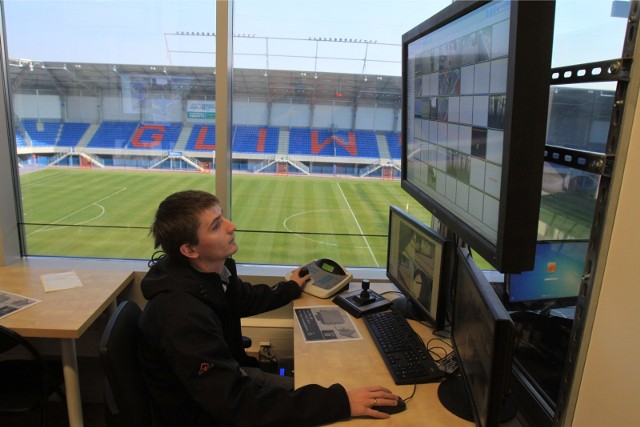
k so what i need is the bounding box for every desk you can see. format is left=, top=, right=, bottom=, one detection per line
left=0, top=266, right=134, bottom=427
left=293, top=291, right=473, bottom=427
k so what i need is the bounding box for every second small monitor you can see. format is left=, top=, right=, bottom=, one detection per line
left=386, top=205, right=450, bottom=330
left=506, top=239, right=588, bottom=306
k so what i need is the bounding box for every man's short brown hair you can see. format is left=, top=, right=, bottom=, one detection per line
left=151, top=190, right=220, bottom=262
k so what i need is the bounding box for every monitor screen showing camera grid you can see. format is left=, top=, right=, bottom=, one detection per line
left=405, top=1, right=510, bottom=245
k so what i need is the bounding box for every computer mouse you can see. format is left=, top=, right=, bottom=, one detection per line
left=372, top=397, right=406, bottom=415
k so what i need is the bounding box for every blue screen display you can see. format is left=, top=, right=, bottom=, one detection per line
left=507, top=240, right=588, bottom=303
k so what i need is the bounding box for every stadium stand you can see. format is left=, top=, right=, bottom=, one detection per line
left=57, top=122, right=91, bottom=147
left=22, top=119, right=60, bottom=146
left=18, top=118, right=402, bottom=177
left=88, top=121, right=139, bottom=149
left=386, top=132, right=402, bottom=160
left=186, top=124, right=215, bottom=151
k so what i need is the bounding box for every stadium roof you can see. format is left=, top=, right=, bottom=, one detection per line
left=8, top=58, right=402, bottom=106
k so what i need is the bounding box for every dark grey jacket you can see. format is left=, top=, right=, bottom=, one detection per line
left=139, top=256, right=350, bottom=427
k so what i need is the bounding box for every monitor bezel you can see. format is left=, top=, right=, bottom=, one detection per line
left=450, top=246, right=515, bottom=427
left=385, top=205, right=451, bottom=330
left=401, top=0, right=555, bottom=273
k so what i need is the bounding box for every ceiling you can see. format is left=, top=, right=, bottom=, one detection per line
left=8, top=58, right=402, bottom=107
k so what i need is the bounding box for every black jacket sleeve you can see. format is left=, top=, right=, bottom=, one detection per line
left=224, top=259, right=302, bottom=318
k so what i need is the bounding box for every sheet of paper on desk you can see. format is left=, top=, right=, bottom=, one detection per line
left=0, top=290, right=41, bottom=320
left=40, top=271, right=84, bottom=292
left=294, top=306, right=362, bottom=343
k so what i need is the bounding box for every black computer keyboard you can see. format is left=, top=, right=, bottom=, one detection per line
left=362, top=310, right=443, bottom=385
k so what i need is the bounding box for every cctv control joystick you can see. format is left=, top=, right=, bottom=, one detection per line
left=353, top=280, right=376, bottom=305
left=359, top=280, right=373, bottom=302
left=332, top=278, right=392, bottom=318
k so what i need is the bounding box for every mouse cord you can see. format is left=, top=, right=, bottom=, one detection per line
left=402, top=384, right=418, bottom=403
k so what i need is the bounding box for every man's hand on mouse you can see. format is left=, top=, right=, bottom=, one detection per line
left=347, top=386, right=399, bottom=419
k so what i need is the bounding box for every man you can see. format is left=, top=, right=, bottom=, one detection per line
left=138, top=190, right=399, bottom=427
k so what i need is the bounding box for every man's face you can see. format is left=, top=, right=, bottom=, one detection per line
left=185, top=205, right=238, bottom=272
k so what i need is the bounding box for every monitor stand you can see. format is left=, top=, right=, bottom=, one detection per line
left=437, top=375, right=517, bottom=423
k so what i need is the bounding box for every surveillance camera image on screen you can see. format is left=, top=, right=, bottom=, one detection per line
left=386, top=205, right=449, bottom=330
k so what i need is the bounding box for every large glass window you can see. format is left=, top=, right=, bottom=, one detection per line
left=230, top=0, right=448, bottom=266
left=6, top=0, right=218, bottom=260
left=4, top=0, right=441, bottom=265
left=2, top=0, right=629, bottom=267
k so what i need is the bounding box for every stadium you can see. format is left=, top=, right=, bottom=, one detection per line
left=10, top=52, right=610, bottom=265
left=9, top=44, right=423, bottom=265
left=12, top=58, right=403, bottom=178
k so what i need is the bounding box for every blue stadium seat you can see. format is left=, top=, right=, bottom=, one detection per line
left=22, top=119, right=60, bottom=146
left=386, top=132, right=402, bottom=159
left=186, top=124, right=216, bottom=151
left=57, top=122, right=91, bottom=147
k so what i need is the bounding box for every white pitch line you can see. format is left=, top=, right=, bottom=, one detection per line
left=27, top=187, right=128, bottom=236
left=336, top=182, right=379, bottom=266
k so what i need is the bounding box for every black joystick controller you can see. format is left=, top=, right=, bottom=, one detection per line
left=359, top=280, right=373, bottom=302
left=332, top=278, right=392, bottom=317
left=352, top=280, right=375, bottom=305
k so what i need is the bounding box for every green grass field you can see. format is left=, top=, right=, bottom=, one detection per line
left=19, top=168, right=435, bottom=268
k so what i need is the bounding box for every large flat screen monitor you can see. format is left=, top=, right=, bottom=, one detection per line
left=401, top=0, right=555, bottom=273
left=438, top=247, right=516, bottom=427
left=506, top=239, right=588, bottom=305
left=386, top=205, right=450, bottom=330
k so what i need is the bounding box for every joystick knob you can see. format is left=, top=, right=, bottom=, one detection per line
left=359, top=280, right=372, bottom=301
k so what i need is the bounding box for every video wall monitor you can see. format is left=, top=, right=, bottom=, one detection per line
left=401, top=0, right=556, bottom=273
left=506, top=239, right=588, bottom=305
left=438, top=247, right=516, bottom=427
left=386, top=205, right=450, bottom=330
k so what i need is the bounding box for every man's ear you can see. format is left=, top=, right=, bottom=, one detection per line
left=179, top=243, right=199, bottom=260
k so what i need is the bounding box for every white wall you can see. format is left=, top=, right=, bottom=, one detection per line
left=64, top=95, right=100, bottom=123
left=355, top=104, right=395, bottom=131
left=571, top=54, right=640, bottom=425
left=13, top=93, right=61, bottom=119
left=233, top=98, right=268, bottom=126
left=14, top=92, right=398, bottom=132
left=271, top=101, right=311, bottom=127
left=141, top=95, right=183, bottom=122
left=313, top=102, right=352, bottom=129
left=66, top=95, right=100, bottom=122
left=103, top=94, right=130, bottom=121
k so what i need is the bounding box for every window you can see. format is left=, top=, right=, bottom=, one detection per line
left=1, top=0, right=628, bottom=268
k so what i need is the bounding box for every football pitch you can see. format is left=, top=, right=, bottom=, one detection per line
left=19, top=168, right=434, bottom=268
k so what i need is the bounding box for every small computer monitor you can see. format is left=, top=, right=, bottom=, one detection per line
left=438, top=247, right=516, bottom=427
left=506, top=240, right=588, bottom=305
left=386, top=205, right=450, bottom=330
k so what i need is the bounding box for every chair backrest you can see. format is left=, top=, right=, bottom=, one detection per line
left=0, top=324, right=65, bottom=427
left=99, top=301, right=153, bottom=427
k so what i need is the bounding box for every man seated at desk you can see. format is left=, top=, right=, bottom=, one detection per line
left=138, top=190, right=401, bottom=427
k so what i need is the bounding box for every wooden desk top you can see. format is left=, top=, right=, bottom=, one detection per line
left=0, top=266, right=134, bottom=339
left=293, top=294, right=473, bottom=427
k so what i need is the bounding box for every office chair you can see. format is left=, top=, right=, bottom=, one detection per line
left=0, top=325, right=65, bottom=427
left=99, top=300, right=155, bottom=427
